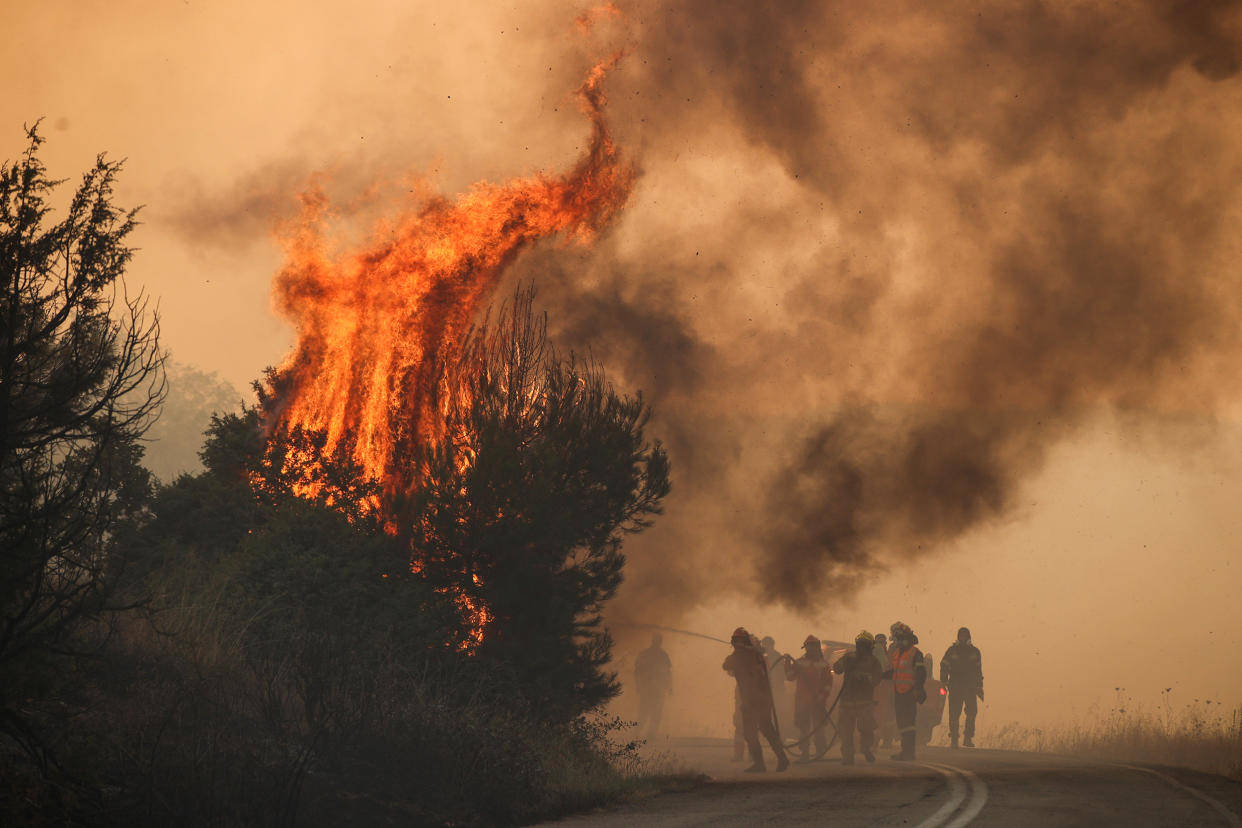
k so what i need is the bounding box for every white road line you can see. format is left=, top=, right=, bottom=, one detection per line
left=942, top=764, right=988, bottom=828
left=914, top=762, right=989, bottom=828
left=913, top=762, right=967, bottom=828
left=1120, top=764, right=1242, bottom=828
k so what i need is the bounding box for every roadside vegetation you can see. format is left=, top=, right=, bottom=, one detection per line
left=1, top=128, right=680, bottom=826
left=986, top=691, right=1242, bottom=782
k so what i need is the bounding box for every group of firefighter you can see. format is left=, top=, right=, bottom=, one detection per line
left=634, top=623, right=985, bottom=773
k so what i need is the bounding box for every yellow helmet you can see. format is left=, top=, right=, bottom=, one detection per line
left=856, top=630, right=874, bottom=643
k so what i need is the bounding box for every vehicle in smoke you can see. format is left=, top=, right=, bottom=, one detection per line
left=918, top=655, right=947, bottom=745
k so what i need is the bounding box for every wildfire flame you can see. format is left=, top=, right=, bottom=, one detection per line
left=265, top=55, right=633, bottom=647
left=575, top=1, right=621, bottom=35
left=268, top=55, right=632, bottom=499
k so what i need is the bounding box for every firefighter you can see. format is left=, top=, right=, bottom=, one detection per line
left=731, top=633, right=762, bottom=761
left=873, top=632, right=896, bottom=749
left=731, top=686, right=745, bottom=761
left=759, top=635, right=793, bottom=737
left=783, top=635, right=833, bottom=761
left=722, top=627, right=790, bottom=773
left=885, top=621, right=926, bottom=761
left=940, top=626, right=984, bottom=748
left=833, top=630, right=883, bottom=765
left=634, top=633, right=672, bottom=740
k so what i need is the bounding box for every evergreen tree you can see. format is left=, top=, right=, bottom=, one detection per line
left=402, top=288, right=670, bottom=720
left=0, top=124, right=164, bottom=757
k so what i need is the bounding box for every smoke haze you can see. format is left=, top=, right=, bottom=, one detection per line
left=7, top=0, right=1242, bottom=727
left=522, top=0, right=1242, bottom=615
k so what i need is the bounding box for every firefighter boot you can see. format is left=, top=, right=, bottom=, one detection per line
left=743, top=742, right=765, bottom=773
left=775, top=749, right=790, bottom=772
left=963, top=736, right=975, bottom=748
left=890, top=731, right=916, bottom=761
left=950, top=732, right=959, bottom=749
left=861, top=727, right=877, bottom=763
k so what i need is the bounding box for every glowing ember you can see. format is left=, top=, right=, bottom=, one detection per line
left=455, top=574, right=493, bottom=651
left=576, top=1, right=621, bottom=34
left=407, top=556, right=490, bottom=650
left=268, top=55, right=633, bottom=500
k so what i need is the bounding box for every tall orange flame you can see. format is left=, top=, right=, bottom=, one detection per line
left=265, top=55, right=632, bottom=651
left=269, top=55, right=634, bottom=498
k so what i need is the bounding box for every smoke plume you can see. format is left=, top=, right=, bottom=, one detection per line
left=163, top=1, right=1242, bottom=621
left=524, top=0, right=1242, bottom=616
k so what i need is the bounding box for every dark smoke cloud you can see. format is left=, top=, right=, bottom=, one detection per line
left=157, top=151, right=426, bottom=254
left=631, top=0, right=1242, bottom=183
left=759, top=407, right=1044, bottom=609
left=159, top=159, right=313, bottom=250
left=516, top=249, right=724, bottom=472
left=163, top=1, right=1242, bottom=622
left=533, top=0, right=1242, bottom=616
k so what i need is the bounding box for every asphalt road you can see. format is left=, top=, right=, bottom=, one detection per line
left=546, top=738, right=1242, bottom=827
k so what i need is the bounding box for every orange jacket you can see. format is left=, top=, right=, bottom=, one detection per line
left=890, top=645, right=924, bottom=694
left=785, top=655, right=832, bottom=709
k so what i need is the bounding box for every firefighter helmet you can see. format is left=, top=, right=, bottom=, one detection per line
left=856, top=630, right=874, bottom=643
left=803, top=634, right=820, bottom=648
left=731, top=626, right=750, bottom=643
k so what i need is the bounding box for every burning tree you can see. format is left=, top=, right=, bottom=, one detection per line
left=0, top=125, right=165, bottom=757
left=247, top=58, right=657, bottom=718
left=132, top=288, right=668, bottom=749
left=266, top=56, right=633, bottom=501
left=401, top=288, right=670, bottom=720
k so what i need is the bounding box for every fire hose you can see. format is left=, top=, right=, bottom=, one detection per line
left=610, top=621, right=732, bottom=645
left=765, top=656, right=841, bottom=757
left=782, top=690, right=843, bottom=755
left=613, top=621, right=846, bottom=757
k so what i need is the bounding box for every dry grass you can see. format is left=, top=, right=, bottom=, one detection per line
left=985, top=691, right=1242, bottom=781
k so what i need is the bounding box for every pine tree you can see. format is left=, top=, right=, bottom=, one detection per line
left=0, top=124, right=165, bottom=758
left=402, top=288, right=670, bottom=720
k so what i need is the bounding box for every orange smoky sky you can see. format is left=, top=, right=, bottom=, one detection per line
left=5, top=0, right=1242, bottom=729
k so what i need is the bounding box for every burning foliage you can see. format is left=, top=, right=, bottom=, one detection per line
left=265, top=56, right=634, bottom=502
left=250, top=54, right=644, bottom=650
left=151, top=2, right=1242, bottom=621
left=401, top=289, right=670, bottom=715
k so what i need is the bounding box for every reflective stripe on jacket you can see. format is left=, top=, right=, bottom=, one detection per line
left=890, top=646, right=921, bottom=694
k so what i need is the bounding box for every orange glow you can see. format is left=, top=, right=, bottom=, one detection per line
left=268, top=56, right=633, bottom=501
left=455, top=573, right=493, bottom=651
left=575, top=2, right=621, bottom=35
left=263, top=57, right=632, bottom=648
